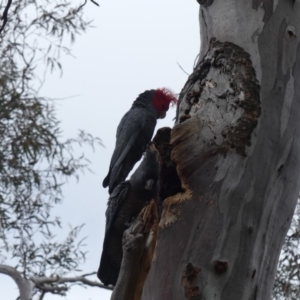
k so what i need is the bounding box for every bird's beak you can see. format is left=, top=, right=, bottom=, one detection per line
left=159, top=111, right=166, bottom=119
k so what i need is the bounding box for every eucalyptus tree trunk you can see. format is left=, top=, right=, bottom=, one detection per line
left=141, top=1, right=300, bottom=299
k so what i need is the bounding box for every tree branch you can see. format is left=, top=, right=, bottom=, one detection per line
left=32, top=273, right=113, bottom=292
left=90, top=0, right=100, bottom=6
left=0, top=264, right=112, bottom=300
left=176, top=62, right=190, bottom=76
left=0, top=0, right=12, bottom=34
left=110, top=218, right=145, bottom=300
left=38, top=291, right=46, bottom=300
left=0, top=264, right=34, bottom=300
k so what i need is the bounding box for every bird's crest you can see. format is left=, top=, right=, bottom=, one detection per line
left=152, top=88, right=177, bottom=113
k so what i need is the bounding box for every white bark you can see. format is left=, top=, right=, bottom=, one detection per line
left=199, top=0, right=265, bottom=82
left=0, top=265, right=34, bottom=300
left=0, top=264, right=111, bottom=299
left=31, top=273, right=112, bottom=292
left=142, top=1, right=300, bottom=299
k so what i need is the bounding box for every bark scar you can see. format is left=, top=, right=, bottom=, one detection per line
left=181, top=263, right=202, bottom=299
left=176, top=39, right=261, bottom=156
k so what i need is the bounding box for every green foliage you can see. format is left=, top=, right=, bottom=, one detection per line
left=0, top=0, right=101, bottom=297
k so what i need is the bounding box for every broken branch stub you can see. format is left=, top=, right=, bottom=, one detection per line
left=110, top=199, right=158, bottom=300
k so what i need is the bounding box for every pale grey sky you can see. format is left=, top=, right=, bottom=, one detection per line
left=1, top=1, right=199, bottom=299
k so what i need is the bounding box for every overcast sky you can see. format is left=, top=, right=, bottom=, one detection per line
left=1, top=1, right=199, bottom=299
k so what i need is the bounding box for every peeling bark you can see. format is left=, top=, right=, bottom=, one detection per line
left=142, top=1, right=300, bottom=299
left=111, top=200, right=158, bottom=300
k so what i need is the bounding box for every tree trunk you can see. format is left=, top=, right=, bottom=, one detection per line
left=142, top=1, right=300, bottom=299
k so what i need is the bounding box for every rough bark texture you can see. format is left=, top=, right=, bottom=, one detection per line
left=142, top=1, right=300, bottom=299
left=110, top=199, right=158, bottom=300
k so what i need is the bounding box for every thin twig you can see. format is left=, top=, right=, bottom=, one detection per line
left=193, top=53, right=200, bottom=69
left=0, top=0, right=12, bottom=34
left=91, top=0, right=100, bottom=6
left=77, top=0, right=88, bottom=12
left=82, top=271, right=97, bottom=277
left=32, top=274, right=113, bottom=292
left=78, top=0, right=100, bottom=12
left=176, top=62, right=190, bottom=76
left=38, top=291, right=46, bottom=300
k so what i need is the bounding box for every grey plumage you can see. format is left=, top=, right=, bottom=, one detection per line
left=98, top=144, right=160, bottom=286
left=102, top=89, right=175, bottom=194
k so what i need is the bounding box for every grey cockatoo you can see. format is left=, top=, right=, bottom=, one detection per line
left=98, top=143, right=160, bottom=286
left=103, top=88, right=176, bottom=194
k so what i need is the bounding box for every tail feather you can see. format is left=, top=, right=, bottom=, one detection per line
left=97, top=239, right=121, bottom=286
left=97, top=255, right=119, bottom=286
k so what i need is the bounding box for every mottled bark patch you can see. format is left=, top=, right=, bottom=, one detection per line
left=181, top=263, right=201, bottom=299
left=252, top=0, right=273, bottom=23
left=176, top=39, right=260, bottom=156
left=159, top=205, right=180, bottom=228
left=159, top=190, right=193, bottom=228
left=214, top=260, right=228, bottom=274
left=286, top=25, right=296, bottom=41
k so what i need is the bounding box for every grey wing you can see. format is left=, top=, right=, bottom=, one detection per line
left=108, top=109, right=146, bottom=177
